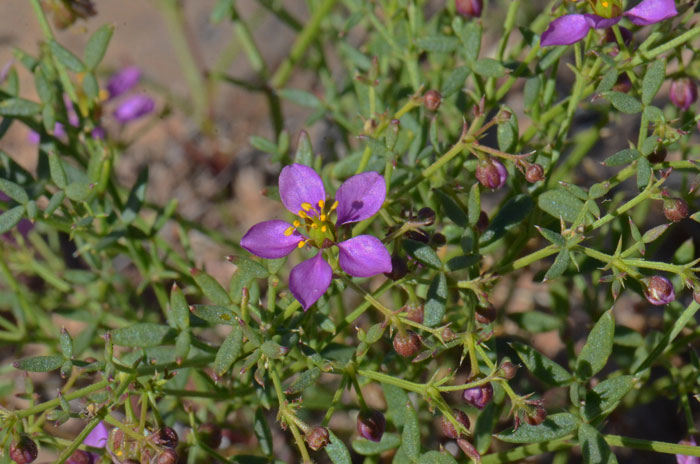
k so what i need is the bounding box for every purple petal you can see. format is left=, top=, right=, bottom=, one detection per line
left=335, top=172, right=386, bottom=225
left=289, top=253, right=332, bottom=310
left=240, top=220, right=302, bottom=259
left=107, top=66, right=142, bottom=99
left=113, top=94, right=155, bottom=123
left=583, top=14, right=622, bottom=29
left=624, top=0, right=677, bottom=25
left=53, top=122, right=66, bottom=139
left=541, top=14, right=593, bottom=46
left=278, top=164, right=326, bottom=215
left=63, top=94, right=80, bottom=127
left=83, top=421, right=108, bottom=449
left=337, top=235, right=392, bottom=277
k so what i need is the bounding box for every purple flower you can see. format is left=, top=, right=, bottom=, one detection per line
left=677, top=437, right=700, bottom=464
left=669, top=78, right=698, bottom=111
left=66, top=421, right=108, bottom=464
left=28, top=122, right=67, bottom=145
left=541, top=0, right=677, bottom=47
left=240, top=164, right=392, bottom=309
left=113, top=94, right=155, bottom=123
left=107, top=66, right=141, bottom=99
left=63, top=94, right=80, bottom=127
left=462, top=382, right=493, bottom=409
left=644, top=275, right=675, bottom=305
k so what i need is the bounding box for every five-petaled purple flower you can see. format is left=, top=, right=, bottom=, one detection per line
left=541, top=0, right=677, bottom=47
left=240, top=164, right=392, bottom=309
left=66, top=421, right=108, bottom=464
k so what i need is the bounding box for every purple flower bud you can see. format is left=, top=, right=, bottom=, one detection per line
left=476, top=158, right=507, bottom=190
left=462, top=382, right=493, bottom=409
left=440, top=410, right=471, bottom=439
left=612, top=73, right=632, bottom=93
left=525, top=163, right=544, bottom=183
left=424, top=90, right=442, bottom=111
left=456, top=0, right=482, bottom=17
left=663, top=197, right=689, bottom=222
left=670, top=78, right=698, bottom=111
left=10, top=436, right=38, bottom=464
left=456, top=437, right=481, bottom=461
left=91, top=126, right=106, bottom=140
left=113, top=94, right=155, bottom=123
left=676, top=437, right=700, bottom=464
left=306, top=426, right=330, bottom=451
left=357, top=409, right=386, bottom=442
left=644, top=275, right=675, bottom=306
left=107, top=66, right=142, bottom=99
left=65, top=450, right=92, bottom=464
left=63, top=94, right=80, bottom=127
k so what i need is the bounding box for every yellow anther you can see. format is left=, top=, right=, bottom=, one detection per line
left=321, top=225, right=327, bottom=232
left=330, top=201, right=339, bottom=211
left=293, top=220, right=301, bottom=227
left=301, top=202, right=313, bottom=211
left=310, top=223, right=319, bottom=229
left=297, top=240, right=306, bottom=248
left=320, top=214, right=327, bottom=221
left=601, top=0, right=608, bottom=6
left=298, top=210, right=307, bottom=219
left=284, top=227, right=296, bottom=236
left=318, top=199, right=325, bottom=208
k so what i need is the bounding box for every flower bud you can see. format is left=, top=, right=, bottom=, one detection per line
left=647, top=147, right=667, bottom=164
left=475, top=305, right=496, bottom=324
left=66, top=450, right=92, bottom=464
left=644, top=276, right=675, bottom=306
left=10, top=436, right=38, bottom=464
left=670, top=78, right=698, bottom=111
left=404, top=302, right=424, bottom=324
left=113, top=94, right=155, bottom=124
left=663, top=197, right=689, bottom=222
left=463, top=383, right=493, bottom=409
left=424, top=90, right=442, bottom=112
left=525, top=406, right=547, bottom=426
left=151, top=426, right=179, bottom=449
left=499, top=361, right=518, bottom=379
left=612, top=73, right=632, bottom=93
left=431, top=233, right=447, bottom=247
left=417, top=207, right=436, bottom=226
left=393, top=331, right=421, bottom=357
left=406, top=229, right=430, bottom=243
left=198, top=423, right=222, bottom=449
left=107, top=66, right=141, bottom=100
left=456, top=437, right=481, bottom=461
left=357, top=410, right=386, bottom=442
left=476, top=210, right=489, bottom=234
left=156, top=449, right=178, bottom=464
left=476, top=158, right=507, bottom=190
left=441, top=326, right=456, bottom=341
left=306, top=426, right=330, bottom=451
left=440, top=410, right=471, bottom=439
left=456, top=0, right=483, bottom=18
left=385, top=254, right=408, bottom=281
left=525, top=163, right=544, bottom=183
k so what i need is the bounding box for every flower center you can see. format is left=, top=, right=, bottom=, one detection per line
left=588, top=0, right=622, bottom=18
left=284, top=199, right=338, bottom=248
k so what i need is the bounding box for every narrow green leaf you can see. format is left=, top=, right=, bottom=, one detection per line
left=190, top=304, right=237, bottom=326
left=481, top=194, right=533, bottom=243
left=382, top=383, right=409, bottom=427
left=60, top=328, right=73, bottom=359
left=434, top=189, right=467, bottom=228
left=474, top=402, right=496, bottom=454
left=84, top=24, right=114, bottom=70
left=538, top=189, right=586, bottom=223
left=110, top=323, right=175, bottom=347
left=0, top=206, right=25, bottom=234
left=214, top=326, right=243, bottom=376
left=603, top=148, right=640, bottom=167
left=509, top=312, right=561, bottom=333
left=576, top=310, right=615, bottom=380
left=544, top=249, right=570, bottom=281
left=0, top=179, right=28, bottom=204
left=192, top=269, right=232, bottom=305
left=579, top=423, right=617, bottom=464
left=402, top=403, right=420, bottom=459
left=583, top=375, right=635, bottom=421
left=497, top=106, right=518, bottom=152
left=278, top=89, right=321, bottom=108
left=424, top=273, right=447, bottom=327
left=459, top=21, right=481, bottom=62
left=468, top=182, right=481, bottom=226
left=535, top=226, right=565, bottom=246
left=294, top=130, right=313, bottom=166
left=403, top=239, right=442, bottom=270
left=603, top=91, right=642, bottom=114
left=352, top=433, right=401, bottom=455
left=254, top=408, right=274, bottom=456
left=49, top=40, right=85, bottom=72
left=121, top=167, right=148, bottom=224
left=415, top=36, right=459, bottom=53
left=418, top=451, right=458, bottom=464
left=65, top=181, right=92, bottom=202
left=174, top=330, right=190, bottom=360
left=0, top=97, right=42, bottom=116
left=496, top=413, right=578, bottom=443
left=511, top=342, right=573, bottom=386
left=48, top=152, right=68, bottom=189
left=636, top=157, right=651, bottom=190
left=14, top=355, right=64, bottom=372
left=326, top=431, right=352, bottom=464
left=170, top=284, right=190, bottom=331
left=641, top=59, right=665, bottom=106
left=596, top=69, right=618, bottom=94
left=284, top=367, right=321, bottom=395
left=82, top=72, right=99, bottom=100
left=473, top=58, right=506, bottom=78
left=441, top=66, right=470, bottom=98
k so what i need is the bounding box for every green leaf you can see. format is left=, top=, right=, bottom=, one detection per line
left=459, top=21, right=481, bottom=62
left=14, top=355, right=64, bottom=372
left=497, top=106, right=518, bottom=152
left=261, top=340, right=287, bottom=359
left=352, top=433, right=401, bottom=455
left=278, top=89, right=322, bottom=108
left=495, top=413, right=578, bottom=443
left=424, top=273, right=447, bottom=327
left=468, top=182, right=481, bottom=226
left=642, top=223, right=669, bottom=243
left=60, top=328, right=73, bottom=359
left=583, top=375, right=635, bottom=421
left=579, top=423, right=617, bottom=464
left=170, top=284, right=190, bottom=331
left=509, top=312, right=561, bottom=333
left=434, top=189, right=467, bottom=228
left=603, top=148, right=640, bottom=167
left=0, top=206, right=25, bottom=234
left=285, top=367, right=321, bottom=395
left=82, top=72, right=99, bottom=101
left=215, top=326, right=243, bottom=376
left=641, top=59, right=665, bottom=106
left=474, top=402, right=497, bottom=454
left=576, top=310, right=615, bottom=380
left=523, top=77, right=541, bottom=109
left=48, top=152, right=68, bottom=189
left=121, top=167, right=148, bottom=224
left=0, top=178, right=28, bottom=204
left=84, top=24, right=114, bottom=70
left=382, top=383, right=408, bottom=427
left=603, top=91, right=642, bottom=114
left=402, top=402, right=420, bottom=459
left=0, top=97, right=42, bottom=116
left=596, top=69, right=618, bottom=94
left=65, top=181, right=92, bottom=202
left=418, top=451, right=458, bottom=464
left=535, top=226, right=565, bottom=246
left=110, top=323, right=175, bottom=347
left=49, top=40, right=85, bottom=72
left=538, top=189, right=586, bottom=223
left=636, top=157, right=651, bottom=190
left=192, top=269, right=232, bottom=305
left=294, top=131, right=313, bottom=166
left=210, top=0, right=234, bottom=23
left=441, top=66, right=470, bottom=98
left=473, top=58, right=506, bottom=78
left=254, top=408, right=274, bottom=456
left=174, top=330, right=191, bottom=360
left=249, top=135, right=279, bottom=155
left=326, top=431, right=352, bottom=464
left=589, top=182, right=611, bottom=199
left=190, top=304, right=237, bottom=326
left=45, top=191, right=65, bottom=217
left=403, top=239, right=442, bottom=270
left=481, top=194, right=533, bottom=243
left=415, top=36, right=459, bottom=53
left=511, top=342, right=573, bottom=386
left=544, top=249, right=570, bottom=281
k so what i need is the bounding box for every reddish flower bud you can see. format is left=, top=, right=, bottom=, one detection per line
left=663, top=197, right=689, bottom=222
left=525, top=163, right=544, bottom=183
left=499, top=361, right=518, bottom=379
left=456, top=437, right=481, bottom=461
left=406, top=229, right=430, bottom=243
left=385, top=254, right=408, bottom=281
left=441, top=326, right=456, bottom=341
left=525, top=406, right=547, bottom=426
left=404, top=302, right=424, bottom=324
left=670, top=78, right=698, bottom=111
left=424, top=90, right=442, bottom=112
left=199, top=423, right=222, bottom=449
left=644, top=275, right=675, bottom=306
left=306, top=426, right=330, bottom=451
left=475, top=305, right=496, bottom=324
left=647, top=147, right=667, bottom=164
left=151, top=426, right=179, bottom=449
left=463, top=383, right=493, bottom=409
left=357, top=410, right=386, bottom=442
left=417, top=207, right=436, bottom=226
left=431, top=233, right=447, bottom=247
left=156, top=449, right=178, bottom=464
left=476, top=158, right=507, bottom=190
left=440, top=410, right=471, bottom=439
left=10, top=436, right=38, bottom=464
left=612, top=73, right=632, bottom=93
left=66, top=450, right=92, bottom=464
left=476, top=211, right=489, bottom=234
left=393, top=331, right=421, bottom=357
left=456, top=0, right=483, bottom=17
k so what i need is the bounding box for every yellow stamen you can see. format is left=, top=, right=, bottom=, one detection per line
left=310, top=223, right=319, bottom=229
left=298, top=210, right=307, bottom=219
left=297, top=240, right=306, bottom=248
left=601, top=0, right=608, bottom=6
left=330, top=201, right=339, bottom=211
left=321, top=225, right=327, bottom=232
left=301, top=202, right=313, bottom=211
left=293, top=220, right=301, bottom=227
left=318, top=199, right=325, bottom=208
left=284, top=227, right=296, bottom=236
left=320, top=214, right=327, bottom=221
